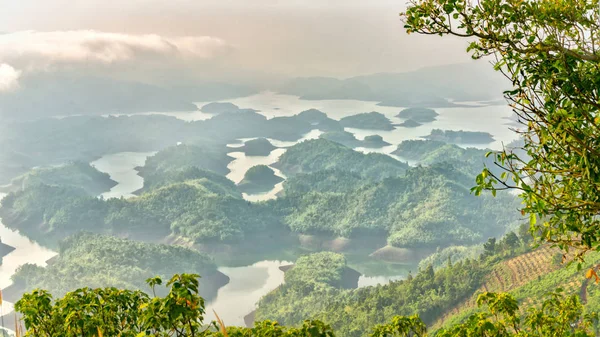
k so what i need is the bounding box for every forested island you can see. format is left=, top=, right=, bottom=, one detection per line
left=423, top=129, right=495, bottom=144
left=237, top=165, right=284, bottom=194
left=396, top=107, right=439, bottom=123
left=7, top=233, right=228, bottom=302
left=236, top=138, right=277, bottom=156
left=339, top=112, right=395, bottom=130
left=361, top=135, right=391, bottom=148
left=0, top=162, right=117, bottom=195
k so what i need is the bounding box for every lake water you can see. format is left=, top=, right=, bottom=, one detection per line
left=204, top=260, right=291, bottom=326
left=202, top=91, right=518, bottom=151
left=91, top=152, right=156, bottom=199
left=3, top=92, right=514, bottom=321
left=0, top=193, right=57, bottom=315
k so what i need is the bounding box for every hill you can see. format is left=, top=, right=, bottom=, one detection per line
left=339, top=112, right=395, bottom=130
left=274, top=139, right=408, bottom=180
left=238, top=165, right=284, bottom=194
left=9, top=233, right=228, bottom=301
left=0, top=161, right=116, bottom=196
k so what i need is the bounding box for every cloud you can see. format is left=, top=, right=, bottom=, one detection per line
left=0, top=64, right=21, bottom=92
left=0, top=30, right=232, bottom=71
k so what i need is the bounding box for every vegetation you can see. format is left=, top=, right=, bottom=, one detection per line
left=319, top=131, right=362, bottom=148
left=392, top=140, right=495, bottom=176
left=296, top=109, right=345, bottom=132
left=274, top=139, right=408, bottom=180
left=200, top=102, right=241, bottom=114
left=255, top=233, right=532, bottom=336
left=362, top=135, right=391, bottom=148
left=396, top=108, right=438, bottom=123
left=404, top=0, right=600, bottom=260
left=10, top=233, right=226, bottom=300
left=396, top=119, right=422, bottom=128
left=136, top=166, right=240, bottom=197
left=277, top=164, right=519, bottom=245
left=279, top=170, right=368, bottom=196
left=137, top=144, right=234, bottom=177
left=238, top=165, right=284, bottom=194
left=237, top=138, right=277, bottom=156
left=0, top=177, right=278, bottom=246
left=0, top=161, right=116, bottom=196
left=339, top=112, right=395, bottom=131
left=423, top=129, right=494, bottom=144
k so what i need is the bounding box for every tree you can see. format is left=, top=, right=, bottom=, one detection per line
left=483, top=237, right=497, bottom=257
left=403, top=0, right=600, bottom=261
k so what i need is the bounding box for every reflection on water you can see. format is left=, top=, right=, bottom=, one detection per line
left=226, top=130, right=322, bottom=202
left=91, top=152, right=156, bottom=199
left=204, top=260, right=291, bottom=326
left=0, top=193, right=57, bottom=314
left=227, top=149, right=287, bottom=184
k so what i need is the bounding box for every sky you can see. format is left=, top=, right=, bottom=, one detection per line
left=0, top=0, right=474, bottom=88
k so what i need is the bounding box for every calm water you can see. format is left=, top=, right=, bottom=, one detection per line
left=91, top=152, right=156, bottom=199
left=204, top=260, right=291, bottom=326
left=202, top=91, right=518, bottom=151
left=3, top=92, right=512, bottom=320
left=0, top=193, right=57, bottom=315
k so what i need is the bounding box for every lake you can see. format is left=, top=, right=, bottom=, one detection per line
left=1, top=92, right=515, bottom=323
left=87, top=150, right=413, bottom=325
left=0, top=192, right=57, bottom=315
left=91, top=151, right=157, bottom=199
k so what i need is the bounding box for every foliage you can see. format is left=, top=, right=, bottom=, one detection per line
left=274, top=139, right=408, bottom=180
left=418, top=244, right=483, bottom=270
left=10, top=233, right=223, bottom=299
left=1, top=161, right=116, bottom=196
left=403, top=0, right=600, bottom=259
left=339, top=112, right=395, bottom=131
left=277, top=164, right=519, bottom=246
left=423, top=129, right=494, bottom=144
left=396, top=108, right=438, bottom=123
left=437, top=291, right=597, bottom=337
left=238, top=165, right=284, bottom=194
left=138, top=144, right=234, bottom=177
left=319, top=131, right=362, bottom=148
left=0, top=179, right=278, bottom=245
left=138, top=166, right=240, bottom=197
left=238, top=138, right=277, bottom=156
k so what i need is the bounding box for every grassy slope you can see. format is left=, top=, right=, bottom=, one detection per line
left=435, top=246, right=600, bottom=331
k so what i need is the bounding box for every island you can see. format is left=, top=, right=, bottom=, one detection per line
left=361, top=135, right=391, bottom=148
left=396, top=119, right=422, bottom=128
left=396, top=107, right=439, bottom=123
left=200, top=102, right=241, bottom=114
left=319, top=131, right=362, bottom=148
left=237, top=138, right=277, bottom=156
left=273, top=139, right=408, bottom=180
left=339, top=112, right=395, bottom=130
left=0, top=162, right=117, bottom=196
left=8, top=233, right=229, bottom=301
left=237, top=165, right=284, bottom=194
left=296, top=109, right=344, bottom=132
left=423, top=129, right=495, bottom=144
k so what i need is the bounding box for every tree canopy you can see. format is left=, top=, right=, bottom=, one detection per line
left=403, top=0, right=600, bottom=261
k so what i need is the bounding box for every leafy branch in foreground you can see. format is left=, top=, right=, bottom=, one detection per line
left=14, top=274, right=598, bottom=337
left=403, top=0, right=600, bottom=261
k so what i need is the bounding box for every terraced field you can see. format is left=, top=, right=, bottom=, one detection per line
left=434, top=246, right=560, bottom=328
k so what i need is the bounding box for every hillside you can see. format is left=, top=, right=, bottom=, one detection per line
left=0, top=161, right=117, bottom=196
left=274, top=139, right=408, bottom=180
left=9, top=233, right=229, bottom=301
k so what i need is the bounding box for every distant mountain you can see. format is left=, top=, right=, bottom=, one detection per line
left=0, top=74, right=257, bottom=121
left=279, top=62, right=508, bottom=107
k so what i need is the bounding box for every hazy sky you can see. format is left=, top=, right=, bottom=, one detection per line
left=0, top=0, right=473, bottom=88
